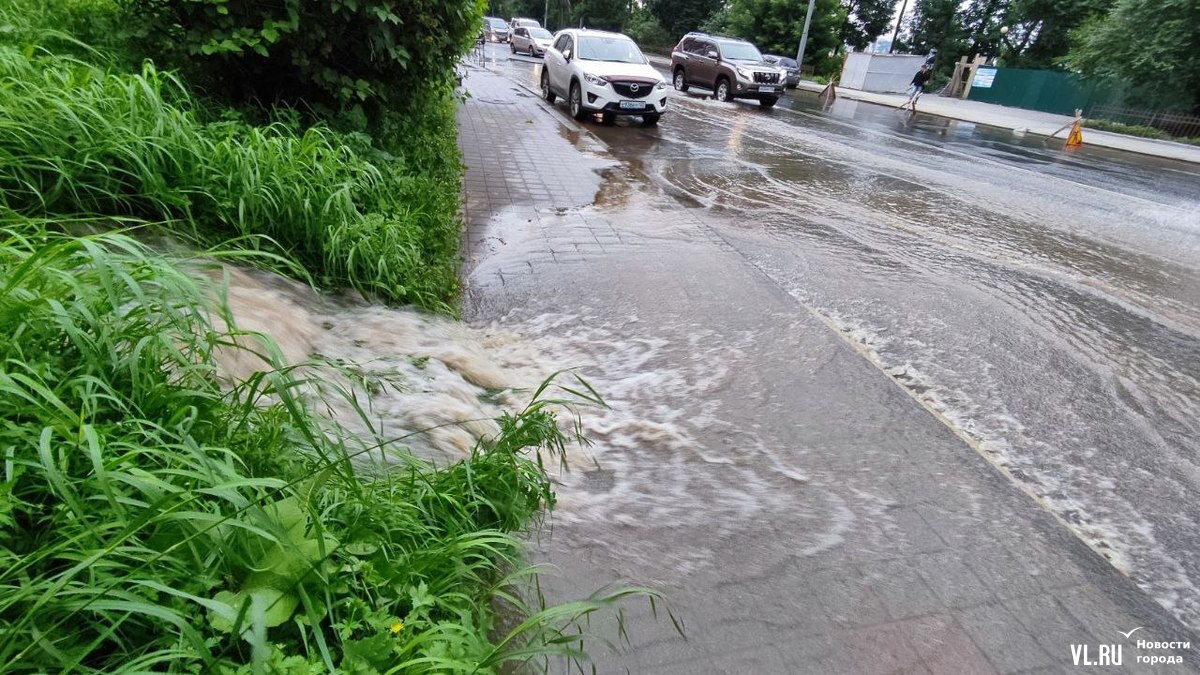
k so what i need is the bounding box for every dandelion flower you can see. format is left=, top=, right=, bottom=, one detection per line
left=390, top=621, right=404, bottom=634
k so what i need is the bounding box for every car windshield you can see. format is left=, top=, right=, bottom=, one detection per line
left=529, top=28, right=553, bottom=39
left=719, top=40, right=763, bottom=62
left=487, top=18, right=506, bottom=27
left=577, top=35, right=646, bottom=63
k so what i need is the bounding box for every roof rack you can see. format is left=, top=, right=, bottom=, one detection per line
left=682, top=31, right=747, bottom=41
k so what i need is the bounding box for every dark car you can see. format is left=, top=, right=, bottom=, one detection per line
left=483, top=17, right=509, bottom=43
left=762, top=54, right=800, bottom=88
left=669, top=32, right=788, bottom=107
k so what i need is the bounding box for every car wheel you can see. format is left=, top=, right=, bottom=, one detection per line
left=673, top=69, right=689, bottom=92
left=510, top=42, right=516, bottom=53
left=569, top=81, right=588, bottom=121
left=642, top=113, right=661, bottom=127
left=541, top=69, right=556, bottom=103
left=715, top=77, right=731, bottom=102
left=761, top=96, right=779, bottom=108
left=529, top=44, right=536, bottom=57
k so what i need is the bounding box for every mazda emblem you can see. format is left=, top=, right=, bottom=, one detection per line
left=629, top=83, right=639, bottom=92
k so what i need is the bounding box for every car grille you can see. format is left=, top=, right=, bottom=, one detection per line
left=753, top=71, right=781, bottom=84
left=610, top=80, right=654, bottom=99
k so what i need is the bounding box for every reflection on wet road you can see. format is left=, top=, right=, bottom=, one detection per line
left=480, top=46, right=1200, bottom=631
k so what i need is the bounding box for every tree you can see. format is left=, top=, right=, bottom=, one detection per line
left=993, top=0, right=1114, bottom=68
left=906, top=0, right=968, bottom=74
left=123, top=0, right=488, bottom=114
left=647, top=0, right=726, bottom=39
left=571, top=0, right=632, bottom=30
left=1064, top=0, right=1200, bottom=111
left=707, top=0, right=846, bottom=75
left=625, top=4, right=676, bottom=50
left=962, top=0, right=1008, bottom=59
left=840, top=0, right=897, bottom=50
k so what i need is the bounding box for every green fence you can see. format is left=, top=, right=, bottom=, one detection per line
left=967, top=67, right=1125, bottom=116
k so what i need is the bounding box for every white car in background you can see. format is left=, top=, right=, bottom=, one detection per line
left=540, top=29, right=668, bottom=126
left=511, top=26, right=554, bottom=57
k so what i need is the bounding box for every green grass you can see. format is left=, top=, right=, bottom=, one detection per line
left=0, top=5, right=663, bottom=671
left=0, top=43, right=461, bottom=311
left=0, top=216, right=651, bottom=672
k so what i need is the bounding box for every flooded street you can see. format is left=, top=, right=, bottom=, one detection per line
left=456, top=44, right=1200, bottom=672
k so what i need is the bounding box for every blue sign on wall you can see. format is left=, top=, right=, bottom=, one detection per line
left=973, top=68, right=997, bottom=88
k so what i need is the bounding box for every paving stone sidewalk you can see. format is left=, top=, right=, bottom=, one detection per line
left=456, top=64, right=1199, bottom=674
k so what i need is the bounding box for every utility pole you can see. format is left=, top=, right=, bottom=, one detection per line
left=795, top=0, right=817, bottom=68
left=889, top=0, right=909, bottom=53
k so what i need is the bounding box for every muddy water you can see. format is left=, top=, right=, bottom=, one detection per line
left=584, top=94, right=1200, bottom=627
left=216, top=266, right=785, bottom=526
left=215, top=261, right=867, bottom=588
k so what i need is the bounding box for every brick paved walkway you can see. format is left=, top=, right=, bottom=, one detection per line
left=456, top=64, right=1198, bottom=674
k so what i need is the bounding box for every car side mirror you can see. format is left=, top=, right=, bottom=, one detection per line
left=563, top=49, right=572, bottom=61
left=707, top=49, right=719, bottom=60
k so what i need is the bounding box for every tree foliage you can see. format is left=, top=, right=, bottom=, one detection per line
left=489, top=0, right=549, bottom=26
left=647, top=0, right=726, bottom=39
left=993, top=0, right=1113, bottom=68
left=1063, top=0, right=1200, bottom=111
left=906, top=0, right=967, bottom=73
left=571, top=0, right=632, bottom=31
left=625, top=4, right=676, bottom=50
left=706, top=0, right=846, bottom=75
left=122, top=0, right=487, bottom=115
left=840, top=0, right=896, bottom=50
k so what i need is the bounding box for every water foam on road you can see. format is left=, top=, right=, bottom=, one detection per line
left=216, top=266, right=857, bottom=533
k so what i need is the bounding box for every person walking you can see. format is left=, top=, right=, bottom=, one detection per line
left=899, top=64, right=932, bottom=112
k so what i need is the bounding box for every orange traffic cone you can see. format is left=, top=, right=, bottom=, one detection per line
left=1066, top=119, right=1083, bottom=147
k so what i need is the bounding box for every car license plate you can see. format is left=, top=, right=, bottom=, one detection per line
left=759, top=86, right=778, bottom=93
left=619, top=100, right=645, bottom=110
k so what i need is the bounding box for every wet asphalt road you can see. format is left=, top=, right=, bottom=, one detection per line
left=477, top=44, right=1200, bottom=632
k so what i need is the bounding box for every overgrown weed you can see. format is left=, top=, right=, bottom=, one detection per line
left=0, top=43, right=460, bottom=310
left=0, top=219, right=658, bottom=672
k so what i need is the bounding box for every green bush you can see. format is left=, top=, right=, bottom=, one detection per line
left=121, top=0, right=487, bottom=114
left=625, top=5, right=674, bottom=54
left=0, top=218, right=643, bottom=672
left=0, top=46, right=461, bottom=309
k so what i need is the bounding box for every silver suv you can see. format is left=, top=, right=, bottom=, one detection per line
left=670, top=32, right=787, bottom=107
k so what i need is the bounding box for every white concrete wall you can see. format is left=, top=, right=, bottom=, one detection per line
left=839, top=53, right=928, bottom=93
left=841, top=52, right=870, bottom=90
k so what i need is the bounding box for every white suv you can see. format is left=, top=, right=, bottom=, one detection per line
left=540, top=29, right=668, bottom=126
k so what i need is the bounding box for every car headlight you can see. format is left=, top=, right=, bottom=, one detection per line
left=583, top=72, right=608, bottom=86
left=735, top=67, right=751, bottom=80
left=656, top=80, right=667, bottom=90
